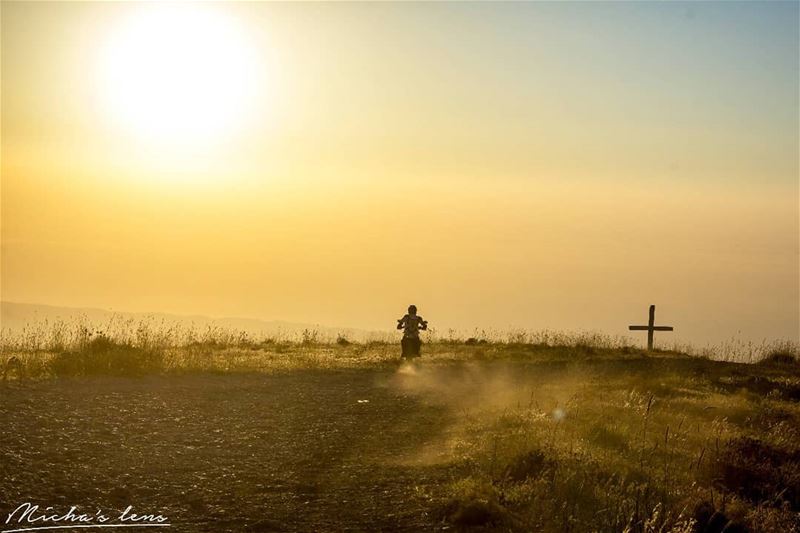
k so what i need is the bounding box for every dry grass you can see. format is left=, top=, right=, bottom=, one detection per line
left=426, top=357, right=800, bottom=532
left=2, top=319, right=799, bottom=531
left=3, top=317, right=796, bottom=379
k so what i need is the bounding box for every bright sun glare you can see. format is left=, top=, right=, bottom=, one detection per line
left=100, top=5, right=260, bottom=148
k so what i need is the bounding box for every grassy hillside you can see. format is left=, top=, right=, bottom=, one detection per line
left=1, top=322, right=799, bottom=532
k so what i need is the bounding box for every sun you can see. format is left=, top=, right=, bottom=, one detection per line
left=99, top=5, right=261, bottom=148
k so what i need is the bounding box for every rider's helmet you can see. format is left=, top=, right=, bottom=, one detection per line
left=408, top=305, right=417, bottom=315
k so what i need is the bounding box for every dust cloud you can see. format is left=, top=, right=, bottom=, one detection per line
left=377, top=360, right=597, bottom=466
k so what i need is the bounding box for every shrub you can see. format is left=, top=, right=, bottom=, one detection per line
left=711, top=437, right=800, bottom=511
left=441, top=481, right=509, bottom=529
left=48, top=335, right=164, bottom=377
left=691, top=500, right=747, bottom=533
left=760, top=351, right=797, bottom=366
left=503, top=449, right=554, bottom=483
left=301, top=329, right=320, bottom=346
left=336, top=335, right=350, bottom=346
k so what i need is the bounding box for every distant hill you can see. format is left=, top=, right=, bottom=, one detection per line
left=0, top=301, right=386, bottom=342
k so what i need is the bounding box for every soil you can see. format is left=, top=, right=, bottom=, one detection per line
left=0, top=368, right=459, bottom=532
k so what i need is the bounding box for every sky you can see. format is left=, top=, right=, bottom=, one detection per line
left=2, top=1, right=798, bottom=347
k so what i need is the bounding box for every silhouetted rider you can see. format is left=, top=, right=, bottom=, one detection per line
left=397, top=304, right=428, bottom=358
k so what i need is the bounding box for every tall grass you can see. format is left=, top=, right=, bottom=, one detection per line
left=435, top=361, right=800, bottom=531
left=1, top=316, right=797, bottom=379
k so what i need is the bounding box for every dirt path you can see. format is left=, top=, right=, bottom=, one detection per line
left=0, top=367, right=462, bottom=532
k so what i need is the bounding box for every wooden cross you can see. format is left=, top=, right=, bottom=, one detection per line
left=629, top=305, right=673, bottom=351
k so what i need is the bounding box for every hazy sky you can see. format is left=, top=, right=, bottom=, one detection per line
left=2, top=1, right=798, bottom=347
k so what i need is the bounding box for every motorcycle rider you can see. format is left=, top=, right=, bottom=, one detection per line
left=397, top=305, right=428, bottom=358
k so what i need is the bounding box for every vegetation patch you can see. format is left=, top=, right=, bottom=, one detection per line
left=502, top=449, right=555, bottom=483
left=711, top=437, right=800, bottom=511
left=48, top=335, right=164, bottom=376
left=441, top=481, right=512, bottom=529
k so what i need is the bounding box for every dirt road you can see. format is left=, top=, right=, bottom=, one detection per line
left=1, top=367, right=463, bottom=532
